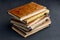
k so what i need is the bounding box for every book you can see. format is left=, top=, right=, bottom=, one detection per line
left=8, top=2, right=46, bottom=22
left=12, top=17, right=51, bottom=38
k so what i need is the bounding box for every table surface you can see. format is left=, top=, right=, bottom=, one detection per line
left=0, top=0, right=60, bottom=40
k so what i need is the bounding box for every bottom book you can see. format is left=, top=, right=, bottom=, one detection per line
left=12, top=18, right=51, bottom=38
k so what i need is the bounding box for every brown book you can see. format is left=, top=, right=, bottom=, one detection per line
left=8, top=2, right=46, bottom=22
left=12, top=17, right=51, bottom=38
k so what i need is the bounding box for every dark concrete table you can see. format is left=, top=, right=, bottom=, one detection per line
left=0, top=0, right=60, bottom=40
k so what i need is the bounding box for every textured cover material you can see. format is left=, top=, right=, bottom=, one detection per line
left=12, top=18, right=51, bottom=38
left=8, top=2, right=46, bottom=21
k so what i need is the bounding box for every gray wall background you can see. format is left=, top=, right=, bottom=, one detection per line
left=0, top=0, right=60, bottom=40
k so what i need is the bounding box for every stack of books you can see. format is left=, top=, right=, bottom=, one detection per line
left=8, top=2, right=51, bottom=38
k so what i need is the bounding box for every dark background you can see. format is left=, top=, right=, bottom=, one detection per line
left=0, top=0, right=60, bottom=40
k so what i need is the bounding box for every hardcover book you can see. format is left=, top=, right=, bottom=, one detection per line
left=8, top=2, right=46, bottom=23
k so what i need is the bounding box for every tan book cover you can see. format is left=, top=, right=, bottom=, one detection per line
left=8, top=2, right=46, bottom=21
left=12, top=18, right=51, bottom=38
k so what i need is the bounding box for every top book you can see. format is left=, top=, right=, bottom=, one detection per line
left=8, top=2, right=46, bottom=21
